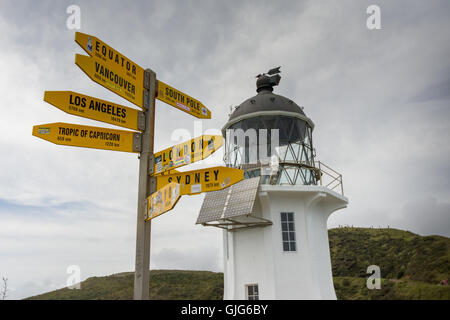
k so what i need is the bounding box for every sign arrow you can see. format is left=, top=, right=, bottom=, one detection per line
left=146, top=182, right=181, bottom=221
left=75, top=54, right=145, bottom=109
left=157, top=81, right=211, bottom=119
left=75, top=32, right=145, bottom=89
left=153, top=135, right=223, bottom=175
left=32, top=122, right=141, bottom=153
left=156, top=166, right=244, bottom=195
left=43, top=91, right=145, bottom=131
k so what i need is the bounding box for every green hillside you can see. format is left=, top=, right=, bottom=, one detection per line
left=329, top=227, right=449, bottom=284
left=26, top=228, right=450, bottom=300
left=334, top=277, right=449, bottom=300
left=26, top=270, right=223, bottom=300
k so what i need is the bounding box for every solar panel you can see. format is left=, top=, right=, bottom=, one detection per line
left=196, top=187, right=228, bottom=224
left=196, top=177, right=260, bottom=224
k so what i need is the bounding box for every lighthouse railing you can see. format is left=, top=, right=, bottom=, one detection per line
left=316, top=161, right=344, bottom=196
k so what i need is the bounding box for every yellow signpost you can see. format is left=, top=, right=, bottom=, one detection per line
left=75, top=54, right=145, bottom=109
left=157, top=81, right=211, bottom=119
left=156, top=166, right=244, bottom=196
left=154, top=135, right=223, bottom=175
left=75, top=32, right=145, bottom=91
left=32, top=122, right=140, bottom=153
left=33, top=31, right=222, bottom=300
left=44, top=91, right=145, bottom=131
left=146, top=182, right=181, bottom=221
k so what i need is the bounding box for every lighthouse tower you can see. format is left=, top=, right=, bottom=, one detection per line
left=196, top=68, right=348, bottom=300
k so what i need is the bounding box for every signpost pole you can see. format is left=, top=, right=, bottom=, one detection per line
left=134, top=68, right=157, bottom=300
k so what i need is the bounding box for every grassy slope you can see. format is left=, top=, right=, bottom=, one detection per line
left=334, top=277, right=449, bottom=300
left=328, top=227, right=450, bottom=284
left=27, top=270, right=223, bottom=300
left=27, top=228, right=450, bottom=300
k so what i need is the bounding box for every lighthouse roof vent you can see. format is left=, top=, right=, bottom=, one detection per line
left=228, top=67, right=306, bottom=122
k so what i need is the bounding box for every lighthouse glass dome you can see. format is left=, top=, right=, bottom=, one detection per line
left=223, top=77, right=317, bottom=186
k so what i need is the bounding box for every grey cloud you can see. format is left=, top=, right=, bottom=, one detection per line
left=412, top=75, right=450, bottom=103
left=396, top=197, right=450, bottom=237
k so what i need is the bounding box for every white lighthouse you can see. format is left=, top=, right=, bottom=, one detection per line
left=196, top=68, right=348, bottom=300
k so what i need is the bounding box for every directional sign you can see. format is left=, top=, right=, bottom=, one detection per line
left=146, top=182, right=181, bottom=221
left=44, top=91, right=145, bottom=131
left=157, top=81, right=211, bottom=119
left=156, top=166, right=244, bottom=196
left=75, top=54, right=145, bottom=109
left=32, top=122, right=141, bottom=153
left=75, top=32, right=145, bottom=91
left=154, top=135, right=223, bottom=175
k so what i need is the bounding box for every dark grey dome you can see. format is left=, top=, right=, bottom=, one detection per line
left=229, top=89, right=305, bottom=121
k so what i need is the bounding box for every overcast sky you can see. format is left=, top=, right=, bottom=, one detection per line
left=0, top=0, right=448, bottom=299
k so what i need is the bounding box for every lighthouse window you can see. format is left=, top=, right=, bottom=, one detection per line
left=246, top=284, right=259, bottom=300
left=281, top=212, right=296, bottom=251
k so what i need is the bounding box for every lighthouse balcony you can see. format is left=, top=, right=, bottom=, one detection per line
left=236, top=160, right=344, bottom=197
left=196, top=161, right=345, bottom=231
